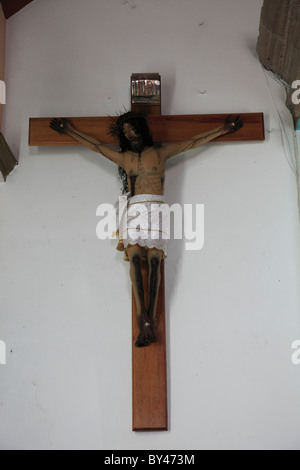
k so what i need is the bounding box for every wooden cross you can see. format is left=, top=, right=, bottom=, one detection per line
left=29, top=74, right=265, bottom=431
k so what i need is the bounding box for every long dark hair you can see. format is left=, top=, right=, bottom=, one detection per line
left=109, top=111, right=154, bottom=194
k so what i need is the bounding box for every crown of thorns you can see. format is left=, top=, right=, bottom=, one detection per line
left=108, top=110, right=150, bottom=138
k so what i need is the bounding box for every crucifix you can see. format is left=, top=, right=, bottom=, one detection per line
left=29, top=73, right=265, bottom=431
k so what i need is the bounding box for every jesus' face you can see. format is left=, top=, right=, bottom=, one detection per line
left=122, top=123, right=144, bottom=152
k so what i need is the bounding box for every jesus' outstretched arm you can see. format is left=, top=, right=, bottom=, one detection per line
left=161, top=115, right=243, bottom=161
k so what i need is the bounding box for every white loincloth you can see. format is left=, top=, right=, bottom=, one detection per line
left=116, top=194, right=169, bottom=261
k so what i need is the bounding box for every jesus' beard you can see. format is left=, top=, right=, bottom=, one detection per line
left=129, top=137, right=145, bottom=155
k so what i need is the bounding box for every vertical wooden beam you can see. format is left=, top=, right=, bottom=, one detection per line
left=131, top=73, right=168, bottom=431
left=132, top=261, right=168, bottom=431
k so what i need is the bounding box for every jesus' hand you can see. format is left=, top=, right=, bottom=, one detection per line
left=223, top=115, right=243, bottom=134
left=50, top=118, right=70, bottom=134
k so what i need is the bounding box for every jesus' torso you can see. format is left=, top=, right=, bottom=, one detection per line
left=123, top=146, right=165, bottom=196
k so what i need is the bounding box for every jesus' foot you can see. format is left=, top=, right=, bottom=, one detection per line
left=135, top=316, right=158, bottom=347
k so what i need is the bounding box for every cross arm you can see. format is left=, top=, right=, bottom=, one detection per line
left=49, top=118, right=125, bottom=167
left=28, top=113, right=265, bottom=147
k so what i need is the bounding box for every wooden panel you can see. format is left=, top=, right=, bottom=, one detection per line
left=0, top=132, right=18, bottom=181
left=29, top=117, right=118, bottom=147
left=131, top=104, right=162, bottom=116
left=132, top=260, right=168, bottom=431
left=0, top=4, right=5, bottom=132
left=0, top=0, right=34, bottom=19
left=29, top=113, right=265, bottom=146
left=149, top=113, right=265, bottom=142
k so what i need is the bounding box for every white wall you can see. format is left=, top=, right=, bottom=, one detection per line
left=0, top=0, right=300, bottom=450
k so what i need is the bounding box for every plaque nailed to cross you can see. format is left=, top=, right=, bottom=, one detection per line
left=29, top=73, right=265, bottom=431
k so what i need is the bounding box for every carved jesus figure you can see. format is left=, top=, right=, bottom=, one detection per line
left=50, top=112, right=242, bottom=347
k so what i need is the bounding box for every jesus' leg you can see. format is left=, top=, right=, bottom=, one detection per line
left=127, top=245, right=157, bottom=347
left=147, top=248, right=163, bottom=328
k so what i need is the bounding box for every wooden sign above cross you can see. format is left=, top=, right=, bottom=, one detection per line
left=29, top=73, right=265, bottom=432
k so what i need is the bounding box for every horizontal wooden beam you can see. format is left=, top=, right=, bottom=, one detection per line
left=29, top=113, right=265, bottom=147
